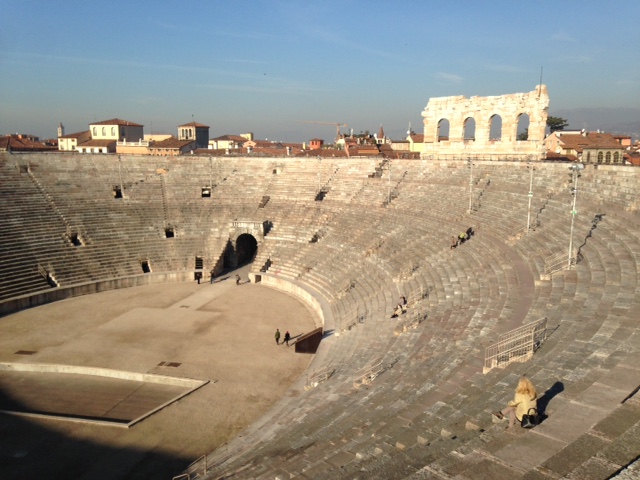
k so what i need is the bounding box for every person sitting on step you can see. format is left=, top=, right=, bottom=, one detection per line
left=493, top=375, right=537, bottom=429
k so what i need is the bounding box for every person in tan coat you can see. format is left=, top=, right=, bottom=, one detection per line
left=493, top=376, right=537, bottom=429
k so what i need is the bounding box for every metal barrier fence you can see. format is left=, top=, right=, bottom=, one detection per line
left=544, top=251, right=571, bottom=276
left=483, top=318, right=547, bottom=373
left=305, top=363, right=337, bottom=390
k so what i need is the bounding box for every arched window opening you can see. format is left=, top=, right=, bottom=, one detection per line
left=517, top=113, right=530, bottom=140
left=614, top=152, right=620, bottom=163
left=489, top=114, right=502, bottom=141
left=464, top=117, right=476, bottom=141
left=605, top=152, right=611, bottom=163
left=102, top=127, right=106, bottom=136
left=92, top=127, right=97, bottom=136
left=597, top=152, right=603, bottom=163
left=586, top=152, right=591, bottom=162
left=111, top=127, right=115, bottom=136
left=437, top=118, right=450, bottom=142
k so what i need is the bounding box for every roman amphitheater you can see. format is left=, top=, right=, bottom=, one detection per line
left=1, top=91, right=639, bottom=480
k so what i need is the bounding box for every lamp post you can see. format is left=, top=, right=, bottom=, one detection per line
left=317, top=156, right=322, bottom=196
left=526, top=163, right=535, bottom=232
left=567, top=163, right=584, bottom=269
left=467, top=158, right=473, bottom=214
left=387, top=158, right=392, bottom=207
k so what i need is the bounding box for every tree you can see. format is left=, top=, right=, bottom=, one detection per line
left=547, top=116, right=569, bottom=133
left=517, top=129, right=529, bottom=140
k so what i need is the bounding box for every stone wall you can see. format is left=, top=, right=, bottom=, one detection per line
left=421, top=85, right=549, bottom=161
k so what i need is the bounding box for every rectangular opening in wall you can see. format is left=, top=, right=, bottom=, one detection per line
left=195, top=256, right=203, bottom=270
left=201, top=187, right=211, bottom=198
left=315, top=190, right=327, bottom=201
left=113, top=186, right=123, bottom=199
left=141, top=260, right=151, bottom=273
left=68, top=232, right=83, bottom=247
left=165, top=226, right=175, bottom=238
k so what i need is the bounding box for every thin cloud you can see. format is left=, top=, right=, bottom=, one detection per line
left=615, top=78, right=639, bottom=86
left=152, top=20, right=278, bottom=41
left=192, top=81, right=331, bottom=96
left=1, top=51, right=267, bottom=76
left=551, top=32, right=577, bottom=43
left=485, top=64, right=528, bottom=74
left=434, top=72, right=463, bottom=84
left=301, top=25, right=408, bottom=63
left=551, top=54, right=592, bottom=64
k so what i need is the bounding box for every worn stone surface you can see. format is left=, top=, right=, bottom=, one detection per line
left=493, top=432, right=566, bottom=471
left=564, top=457, right=621, bottom=480
left=541, top=433, right=610, bottom=477
left=456, top=458, right=523, bottom=480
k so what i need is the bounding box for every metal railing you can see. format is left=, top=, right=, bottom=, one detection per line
left=507, top=224, right=529, bottom=245
left=305, top=363, right=336, bottom=390
left=544, top=252, right=571, bottom=276
left=394, top=305, right=428, bottom=335
left=483, top=318, right=547, bottom=373
left=353, top=357, right=384, bottom=388
left=172, top=454, right=209, bottom=480
left=353, top=357, right=397, bottom=388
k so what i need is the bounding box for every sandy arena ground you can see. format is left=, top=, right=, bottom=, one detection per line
left=0, top=271, right=318, bottom=480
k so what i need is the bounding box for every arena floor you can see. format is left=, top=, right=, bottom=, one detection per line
left=0, top=267, right=318, bottom=480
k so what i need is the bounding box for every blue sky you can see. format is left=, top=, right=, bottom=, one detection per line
left=1, top=0, right=639, bottom=142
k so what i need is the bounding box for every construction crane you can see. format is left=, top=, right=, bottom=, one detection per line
left=299, top=121, right=348, bottom=142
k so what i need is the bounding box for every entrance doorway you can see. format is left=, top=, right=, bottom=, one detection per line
left=224, top=234, right=258, bottom=269
left=236, top=234, right=258, bottom=265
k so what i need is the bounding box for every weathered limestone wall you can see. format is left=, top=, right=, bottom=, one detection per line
left=421, top=85, right=549, bottom=161
left=0, top=271, right=194, bottom=317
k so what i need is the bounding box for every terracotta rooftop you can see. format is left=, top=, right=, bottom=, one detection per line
left=152, top=137, right=195, bottom=149
left=212, top=134, right=246, bottom=142
left=178, top=121, right=210, bottom=128
left=556, top=131, right=623, bottom=153
left=59, top=130, right=91, bottom=140
left=81, top=139, right=117, bottom=147
left=0, top=134, right=57, bottom=152
left=90, top=118, right=144, bottom=127
left=545, top=150, right=578, bottom=162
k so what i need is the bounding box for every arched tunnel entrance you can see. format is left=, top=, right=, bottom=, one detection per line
left=236, top=234, right=258, bottom=265
left=225, top=233, right=258, bottom=268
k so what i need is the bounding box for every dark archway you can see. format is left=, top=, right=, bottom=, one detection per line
left=489, top=114, right=503, bottom=141
left=517, top=113, right=530, bottom=140
left=437, top=118, right=450, bottom=141
left=236, top=234, right=258, bottom=265
left=464, top=117, right=476, bottom=141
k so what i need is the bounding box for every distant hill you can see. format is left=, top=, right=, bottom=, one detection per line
left=553, top=107, right=640, bottom=140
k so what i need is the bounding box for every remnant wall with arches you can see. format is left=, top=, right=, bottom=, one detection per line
left=421, top=85, right=549, bottom=161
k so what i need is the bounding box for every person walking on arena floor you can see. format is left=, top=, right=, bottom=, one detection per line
left=493, top=376, right=538, bottom=429
left=236, top=274, right=241, bottom=286
left=284, top=331, right=291, bottom=346
left=210, top=269, right=215, bottom=284
left=275, top=328, right=281, bottom=345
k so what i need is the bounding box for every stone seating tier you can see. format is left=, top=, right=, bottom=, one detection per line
left=2, top=154, right=640, bottom=479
